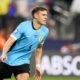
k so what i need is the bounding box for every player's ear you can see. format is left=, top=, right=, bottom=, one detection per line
left=34, top=13, right=38, bottom=19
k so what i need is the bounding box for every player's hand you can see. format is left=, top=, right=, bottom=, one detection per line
left=35, top=67, right=42, bottom=80
left=0, top=54, right=7, bottom=62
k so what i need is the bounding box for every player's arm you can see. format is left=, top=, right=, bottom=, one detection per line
left=35, top=44, right=43, bottom=80
left=35, top=29, right=49, bottom=80
left=0, top=36, right=16, bottom=62
left=0, top=22, right=24, bottom=62
left=35, top=44, right=43, bottom=69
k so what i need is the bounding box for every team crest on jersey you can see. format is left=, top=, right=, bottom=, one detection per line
left=39, top=35, right=43, bottom=42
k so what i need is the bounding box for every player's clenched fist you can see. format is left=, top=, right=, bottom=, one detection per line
left=0, top=54, right=7, bottom=62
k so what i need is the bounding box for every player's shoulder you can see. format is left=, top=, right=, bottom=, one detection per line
left=18, top=20, right=32, bottom=30
left=20, top=20, right=31, bottom=25
left=42, top=25, right=49, bottom=33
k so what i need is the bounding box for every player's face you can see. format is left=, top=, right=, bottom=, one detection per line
left=37, top=10, right=48, bottom=25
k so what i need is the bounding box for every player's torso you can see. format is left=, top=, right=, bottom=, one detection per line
left=5, top=20, right=48, bottom=65
left=10, top=21, right=45, bottom=52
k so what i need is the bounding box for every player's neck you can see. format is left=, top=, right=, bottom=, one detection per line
left=32, top=19, right=42, bottom=30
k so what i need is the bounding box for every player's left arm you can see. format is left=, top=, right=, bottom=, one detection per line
left=35, top=44, right=43, bottom=80
left=35, top=28, right=49, bottom=80
left=35, top=44, right=43, bottom=69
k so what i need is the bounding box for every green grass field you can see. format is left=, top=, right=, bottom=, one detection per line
left=3, top=77, right=80, bottom=80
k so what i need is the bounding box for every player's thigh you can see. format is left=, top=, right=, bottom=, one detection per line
left=16, top=73, right=29, bottom=80
left=0, top=62, right=12, bottom=79
left=13, top=64, right=30, bottom=80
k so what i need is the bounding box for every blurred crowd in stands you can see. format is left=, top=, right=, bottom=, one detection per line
left=1, top=0, right=80, bottom=52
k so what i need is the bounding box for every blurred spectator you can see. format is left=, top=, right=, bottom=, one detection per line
left=36, top=0, right=45, bottom=5
left=0, top=0, right=11, bottom=15
left=70, top=0, right=80, bottom=39
left=70, top=0, right=80, bottom=13
left=64, top=0, right=73, bottom=10
left=72, top=14, right=80, bottom=39
left=28, top=0, right=36, bottom=8
left=45, top=0, right=56, bottom=18
left=0, top=0, right=11, bottom=28
left=14, top=0, right=29, bottom=18
left=8, top=1, right=16, bottom=17
left=0, top=27, right=7, bottom=51
left=60, top=42, right=80, bottom=54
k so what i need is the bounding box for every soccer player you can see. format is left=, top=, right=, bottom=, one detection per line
left=0, top=7, right=49, bottom=80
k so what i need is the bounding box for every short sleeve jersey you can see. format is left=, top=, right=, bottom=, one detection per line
left=5, top=20, right=49, bottom=66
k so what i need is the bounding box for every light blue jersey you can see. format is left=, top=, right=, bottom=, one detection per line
left=5, top=20, right=49, bottom=66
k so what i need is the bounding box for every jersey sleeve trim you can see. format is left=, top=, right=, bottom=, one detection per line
left=10, top=34, right=17, bottom=40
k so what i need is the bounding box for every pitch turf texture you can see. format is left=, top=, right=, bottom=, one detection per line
left=3, top=77, right=80, bottom=80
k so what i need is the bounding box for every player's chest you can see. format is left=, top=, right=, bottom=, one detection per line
left=24, top=31, right=44, bottom=43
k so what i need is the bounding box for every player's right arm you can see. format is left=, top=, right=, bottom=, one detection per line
left=0, top=22, right=25, bottom=62
left=0, top=36, right=16, bottom=62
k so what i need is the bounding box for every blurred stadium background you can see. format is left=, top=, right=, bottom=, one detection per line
left=1, top=0, right=80, bottom=80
